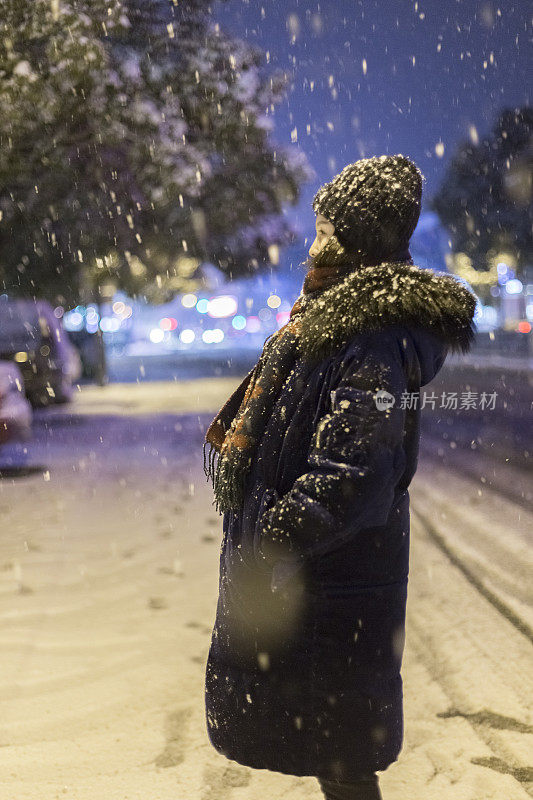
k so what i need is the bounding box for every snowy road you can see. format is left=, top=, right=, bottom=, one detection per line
left=0, top=378, right=531, bottom=799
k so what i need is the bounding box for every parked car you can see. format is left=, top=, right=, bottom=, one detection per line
left=0, top=361, right=32, bottom=445
left=0, top=297, right=82, bottom=407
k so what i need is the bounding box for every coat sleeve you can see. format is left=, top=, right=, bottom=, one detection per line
left=256, top=333, right=410, bottom=568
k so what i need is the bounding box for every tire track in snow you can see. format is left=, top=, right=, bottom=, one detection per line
left=419, top=434, right=533, bottom=514
left=411, top=504, right=533, bottom=644
left=407, top=508, right=533, bottom=796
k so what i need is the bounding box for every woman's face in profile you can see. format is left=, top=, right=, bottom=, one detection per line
left=309, top=213, right=335, bottom=258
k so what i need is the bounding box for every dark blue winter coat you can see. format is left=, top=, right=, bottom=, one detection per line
left=204, top=261, right=477, bottom=782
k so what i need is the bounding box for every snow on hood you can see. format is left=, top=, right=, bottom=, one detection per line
left=294, top=235, right=478, bottom=369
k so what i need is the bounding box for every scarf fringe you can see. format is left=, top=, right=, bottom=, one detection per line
left=203, top=438, right=249, bottom=515
left=203, top=440, right=217, bottom=488
left=202, top=328, right=292, bottom=515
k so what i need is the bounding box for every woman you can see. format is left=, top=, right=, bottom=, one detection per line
left=202, top=154, right=477, bottom=799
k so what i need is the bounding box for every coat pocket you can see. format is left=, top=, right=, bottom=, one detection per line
left=253, top=488, right=306, bottom=593
left=252, top=487, right=280, bottom=569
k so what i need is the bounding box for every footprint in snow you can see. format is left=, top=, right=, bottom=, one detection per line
left=201, top=762, right=251, bottom=799
left=154, top=707, right=191, bottom=768
left=148, top=596, right=169, bottom=610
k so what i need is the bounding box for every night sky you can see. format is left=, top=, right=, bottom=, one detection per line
left=213, top=0, right=530, bottom=243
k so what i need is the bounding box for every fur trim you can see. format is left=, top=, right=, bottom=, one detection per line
left=296, top=235, right=478, bottom=365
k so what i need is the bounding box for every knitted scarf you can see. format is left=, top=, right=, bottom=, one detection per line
left=203, top=235, right=414, bottom=514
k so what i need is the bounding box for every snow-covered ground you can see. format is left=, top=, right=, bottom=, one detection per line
left=0, top=379, right=531, bottom=799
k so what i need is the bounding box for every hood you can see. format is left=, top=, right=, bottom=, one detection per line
left=295, top=235, right=478, bottom=380
left=406, top=325, right=450, bottom=386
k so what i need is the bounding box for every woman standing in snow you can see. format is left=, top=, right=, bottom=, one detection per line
left=203, top=154, right=477, bottom=799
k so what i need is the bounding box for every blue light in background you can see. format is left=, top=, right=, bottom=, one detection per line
left=506, top=279, right=523, bottom=295
left=232, top=315, right=247, bottom=330
left=63, top=310, right=84, bottom=331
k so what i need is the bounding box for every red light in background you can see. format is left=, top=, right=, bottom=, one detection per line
left=245, top=316, right=261, bottom=333
left=517, top=321, right=531, bottom=333
left=160, top=317, right=178, bottom=331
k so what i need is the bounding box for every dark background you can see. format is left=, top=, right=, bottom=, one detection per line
left=213, top=0, right=530, bottom=242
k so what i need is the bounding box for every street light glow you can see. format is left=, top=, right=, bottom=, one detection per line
left=207, top=295, right=238, bottom=318
left=182, top=294, right=197, bottom=308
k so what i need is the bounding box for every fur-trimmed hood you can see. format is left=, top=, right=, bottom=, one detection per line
left=294, top=235, right=478, bottom=381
